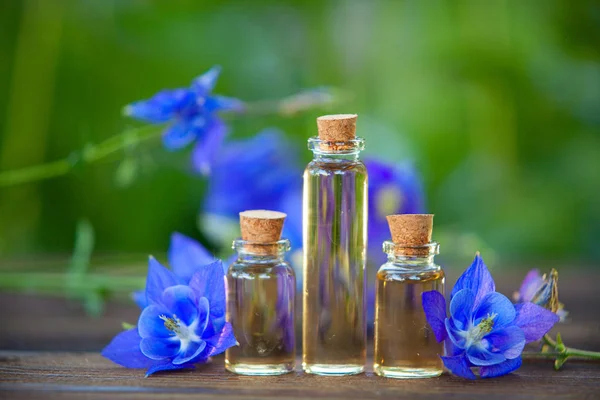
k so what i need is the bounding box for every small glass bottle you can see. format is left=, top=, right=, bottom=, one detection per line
left=374, top=214, right=445, bottom=379
left=303, top=114, right=368, bottom=376
left=225, top=210, right=296, bottom=376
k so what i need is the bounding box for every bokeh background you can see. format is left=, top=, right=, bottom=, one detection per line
left=1, top=0, right=599, bottom=282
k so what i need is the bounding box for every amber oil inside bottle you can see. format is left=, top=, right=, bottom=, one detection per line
left=374, top=242, right=445, bottom=378
left=225, top=239, right=295, bottom=375
left=303, top=136, right=367, bottom=376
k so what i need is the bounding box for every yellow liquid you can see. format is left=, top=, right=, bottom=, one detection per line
left=225, top=261, right=295, bottom=375
left=374, top=268, right=445, bottom=378
left=302, top=157, right=367, bottom=375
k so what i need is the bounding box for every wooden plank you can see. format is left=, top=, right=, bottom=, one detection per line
left=0, top=352, right=599, bottom=400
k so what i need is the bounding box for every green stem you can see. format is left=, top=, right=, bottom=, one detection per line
left=0, top=124, right=161, bottom=187
left=0, top=272, right=144, bottom=294
left=0, top=88, right=345, bottom=188
left=543, top=334, right=600, bottom=360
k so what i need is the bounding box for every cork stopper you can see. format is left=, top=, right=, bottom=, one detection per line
left=239, top=210, right=286, bottom=255
left=316, top=114, right=357, bottom=151
left=387, top=214, right=434, bottom=256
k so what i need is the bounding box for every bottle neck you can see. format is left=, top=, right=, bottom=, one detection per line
left=232, top=239, right=290, bottom=264
left=313, top=152, right=361, bottom=162
left=386, top=253, right=436, bottom=266
left=235, top=252, right=287, bottom=264
left=382, top=241, right=440, bottom=268
left=307, top=136, right=365, bottom=162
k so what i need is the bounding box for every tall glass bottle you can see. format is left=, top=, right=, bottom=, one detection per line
left=374, top=214, right=445, bottom=378
left=303, top=114, right=368, bottom=375
left=225, top=210, right=295, bottom=376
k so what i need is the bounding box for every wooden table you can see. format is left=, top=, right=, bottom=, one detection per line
left=1, top=267, right=599, bottom=399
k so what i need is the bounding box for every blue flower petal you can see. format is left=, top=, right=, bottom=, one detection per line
left=451, top=253, right=495, bottom=309
left=101, top=328, right=152, bottom=369
left=422, top=290, right=448, bottom=342
left=192, top=66, right=221, bottom=96
left=124, top=89, right=195, bottom=124
left=173, top=340, right=207, bottom=365
left=161, top=285, right=199, bottom=327
left=450, top=289, right=476, bottom=328
left=145, top=361, right=195, bottom=377
left=145, top=257, right=181, bottom=306
left=140, top=337, right=180, bottom=360
left=161, top=119, right=199, bottom=151
left=132, top=290, right=147, bottom=309
left=485, top=326, right=525, bottom=359
left=207, top=322, right=238, bottom=357
left=466, top=345, right=506, bottom=366
left=168, top=232, right=215, bottom=283
left=196, top=297, right=211, bottom=336
left=513, top=302, right=559, bottom=343
left=204, top=95, right=245, bottom=113
left=479, top=356, right=522, bottom=379
left=189, top=261, right=226, bottom=321
left=445, top=318, right=467, bottom=349
left=473, top=292, right=516, bottom=328
left=191, top=118, right=228, bottom=176
left=441, top=354, right=477, bottom=380
left=138, top=304, right=172, bottom=339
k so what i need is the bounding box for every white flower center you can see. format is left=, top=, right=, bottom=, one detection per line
left=465, top=313, right=497, bottom=348
left=160, top=314, right=201, bottom=350
left=376, top=185, right=404, bottom=219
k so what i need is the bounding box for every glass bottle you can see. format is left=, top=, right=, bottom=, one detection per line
left=302, top=114, right=368, bottom=376
left=225, top=238, right=296, bottom=375
left=374, top=241, right=445, bottom=378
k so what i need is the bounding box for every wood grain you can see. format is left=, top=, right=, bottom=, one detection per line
left=0, top=267, right=599, bottom=399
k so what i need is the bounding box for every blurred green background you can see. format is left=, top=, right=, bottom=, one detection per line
left=1, top=0, right=599, bottom=267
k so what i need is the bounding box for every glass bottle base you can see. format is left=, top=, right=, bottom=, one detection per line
left=225, top=361, right=295, bottom=376
left=303, top=363, right=365, bottom=376
left=373, top=364, right=443, bottom=379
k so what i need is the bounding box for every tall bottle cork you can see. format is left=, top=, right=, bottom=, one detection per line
left=239, top=210, right=286, bottom=255
left=386, top=214, right=434, bottom=256
left=316, top=114, right=357, bottom=151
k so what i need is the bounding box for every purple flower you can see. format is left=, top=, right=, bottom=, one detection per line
left=365, top=159, right=425, bottom=266
left=515, top=268, right=568, bottom=321
left=132, top=232, right=217, bottom=309
left=124, top=66, right=244, bottom=175
left=202, top=129, right=302, bottom=248
left=422, top=254, right=559, bottom=379
left=102, top=257, right=236, bottom=376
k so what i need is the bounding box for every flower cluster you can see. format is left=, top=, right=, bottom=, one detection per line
left=422, top=254, right=559, bottom=379
left=102, top=234, right=236, bottom=376
left=124, top=66, right=244, bottom=175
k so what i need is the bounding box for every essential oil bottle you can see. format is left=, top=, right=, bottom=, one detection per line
left=302, top=114, right=368, bottom=376
left=225, top=210, right=296, bottom=375
left=374, top=214, right=445, bottom=378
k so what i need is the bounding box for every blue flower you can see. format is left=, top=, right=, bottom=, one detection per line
left=102, top=257, right=237, bottom=376
left=202, top=129, right=302, bottom=248
left=124, top=66, right=244, bottom=175
left=422, top=254, right=559, bottom=379
left=515, top=268, right=568, bottom=321
left=132, top=232, right=218, bottom=309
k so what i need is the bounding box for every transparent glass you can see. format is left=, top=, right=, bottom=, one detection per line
left=225, top=239, right=296, bottom=375
left=374, top=242, right=445, bottom=378
left=302, top=137, right=368, bottom=376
